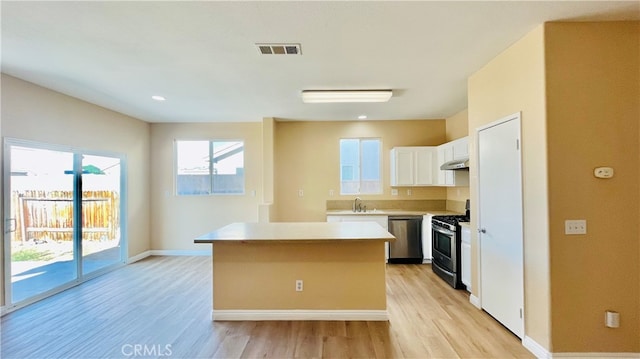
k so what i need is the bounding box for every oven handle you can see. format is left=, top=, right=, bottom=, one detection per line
left=432, top=225, right=455, bottom=236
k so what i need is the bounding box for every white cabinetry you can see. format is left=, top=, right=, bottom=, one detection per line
left=461, top=224, right=471, bottom=291
left=437, top=146, right=454, bottom=185
left=452, top=137, right=469, bottom=160
left=422, top=214, right=433, bottom=263
left=390, top=147, right=436, bottom=187
left=327, top=215, right=389, bottom=261
left=436, top=137, right=470, bottom=187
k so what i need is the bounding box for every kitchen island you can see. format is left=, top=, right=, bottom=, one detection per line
left=195, top=221, right=395, bottom=321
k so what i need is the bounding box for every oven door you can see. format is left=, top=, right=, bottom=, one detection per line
left=432, top=225, right=456, bottom=272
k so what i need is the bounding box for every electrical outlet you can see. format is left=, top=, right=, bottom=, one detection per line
left=295, top=280, right=303, bottom=292
left=391, top=189, right=398, bottom=196
left=407, top=189, right=412, bottom=196
left=565, top=220, right=587, bottom=235
left=329, top=189, right=334, bottom=196
left=298, top=189, right=304, bottom=197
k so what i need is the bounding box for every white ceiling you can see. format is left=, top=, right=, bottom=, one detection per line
left=2, top=1, right=639, bottom=123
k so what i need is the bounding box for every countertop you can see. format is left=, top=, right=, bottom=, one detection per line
left=459, top=222, right=471, bottom=228
left=326, top=209, right=462, bottom=217
left=194, top=221, right=396, bottom=243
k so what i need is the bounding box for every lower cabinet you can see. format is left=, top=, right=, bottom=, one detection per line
left=422, top=214, right=433, bottom=263
left=461, top=225, right=471, bottom=291
left=327, top=215, right=389, bottom=262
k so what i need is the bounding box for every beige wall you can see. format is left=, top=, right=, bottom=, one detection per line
left=1, top=74, right=152, bottom=305
left=445, top=109, right=470, bottom=204
left=468, top=21, right=640, bottom=353
left=445, top=109, right=469, bottom=142
left=212, top=241, right=386, bottom=310
left=149, top=122, right=263, bottom=251
left=259, top=118, right=275, bottom=222
left=545, top=22, right=639, bottom=353
left=273, top=120, right=447, bottom=222
left=262, top=118, right=275, bottom=204
left=468, top=25, right=550, bottom=349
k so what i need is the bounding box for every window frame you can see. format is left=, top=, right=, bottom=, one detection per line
left=339, top=137, right=383, bottom=196
left=174, top=139, right=245, bottom=196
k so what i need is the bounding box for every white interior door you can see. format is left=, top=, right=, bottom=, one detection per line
left=477, top=113, right=524, bottom=338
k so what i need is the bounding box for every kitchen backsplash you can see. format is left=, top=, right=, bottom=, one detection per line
left=327, top=199, right=468, bottom=214
left=327, top=199, right=446, bottom=211
left=446, top=200, right=467, bottom=214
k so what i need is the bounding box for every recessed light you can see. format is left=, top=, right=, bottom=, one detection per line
left=358, top=115, right=368, bottom=120
left=151, top=95, right=166, bottom=101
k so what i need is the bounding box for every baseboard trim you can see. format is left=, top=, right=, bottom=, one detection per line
left=211, top=309, right=389, bottom=321
left=522, top=336, right=640, bottom=359
left=150, top=250, right=211, bottom=256
left=469, top=294, right=481, bottom=309
left=551, top=353, right=640, bottom=358
left=523, top=336, right=549, bottom=358
left=127, top=250, right=151, bottom=263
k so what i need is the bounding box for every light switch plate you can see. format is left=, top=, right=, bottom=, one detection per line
left=565, top=219, right=587, bottom=235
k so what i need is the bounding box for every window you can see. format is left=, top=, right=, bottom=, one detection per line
left=176, top=140, right=244, bottom=195
left=340, top=138, right=381, bottom=195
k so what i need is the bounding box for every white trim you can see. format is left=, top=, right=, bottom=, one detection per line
left=127, top=250, right=211, bottom=262
left=469, top=294, right=481, bottom=309
left=518, top=337, right=639, bottom=359
left=523, top=336, right=550, bottom=359
left=551, top=353, right=640, bottom=359
left=127, top=250, right=152, bottom=263
left=150, top=250, right=211, bottom=256
left=211, top=309, right=389, bottom=321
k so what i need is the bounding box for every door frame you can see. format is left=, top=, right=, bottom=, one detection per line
left=3, top=138, right=128, bottom=312
left=474, top=112, right=525, bottom=337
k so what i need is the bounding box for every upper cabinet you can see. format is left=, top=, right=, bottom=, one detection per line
left=451, top=136, right=469, bottom=160
left=390, top=147, right=437, bottom=187
left=436, top=137, right=470, bottom=187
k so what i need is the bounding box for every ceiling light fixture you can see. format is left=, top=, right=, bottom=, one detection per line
left=301, top=90, right=392, bottom=103
left=151, top=95, right=166, bottom=101
left=358, top=115, right=368, bottom=120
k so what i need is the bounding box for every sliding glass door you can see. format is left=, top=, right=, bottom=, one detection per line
left=81, top=154, right=123, bottom=275
left=4, top=140, right=126, bottom=307
left=6, top=145, right=77, bottom=303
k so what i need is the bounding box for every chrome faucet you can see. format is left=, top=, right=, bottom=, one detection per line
left=353, top=197, right=362, bottom=212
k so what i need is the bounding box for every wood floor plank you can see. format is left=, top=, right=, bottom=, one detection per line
left=0, top=256, right=534, bottom=359
left=367, top=321, right=404, bottom=358
left=213, top=335, right=251, bottom=359
left=321, top=336, right=349, bottom=359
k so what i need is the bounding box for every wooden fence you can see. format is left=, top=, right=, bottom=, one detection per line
left=11, top=190, right=120, bottom=243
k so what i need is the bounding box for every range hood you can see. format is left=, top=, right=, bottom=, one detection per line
left=440, top=158, right=469, bottom=170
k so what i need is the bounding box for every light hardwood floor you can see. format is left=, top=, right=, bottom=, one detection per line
left=1, top=256, right=534, bottom=358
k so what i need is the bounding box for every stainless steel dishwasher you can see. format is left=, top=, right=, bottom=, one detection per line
left=387, top=216, right=423, bottom=264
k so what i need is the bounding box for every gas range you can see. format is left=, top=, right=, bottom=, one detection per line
left=431, top=215, right=470, bottom=231
left=431, top=200, right=470, bottom=290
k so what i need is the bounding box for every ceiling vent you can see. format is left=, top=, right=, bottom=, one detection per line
left=256, top=43, right=301, bottom=55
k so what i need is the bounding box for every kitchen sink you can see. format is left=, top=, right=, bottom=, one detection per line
left=326, top=209, right=387, bottom=215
